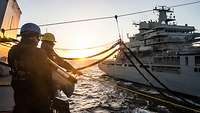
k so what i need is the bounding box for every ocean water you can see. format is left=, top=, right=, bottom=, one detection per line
left=0, top=60, right=193, bottom=113
left=63, top=65, right=172, bottom=113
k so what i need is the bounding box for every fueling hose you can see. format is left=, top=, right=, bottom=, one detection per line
left=62, top=40, right=120, bottom=60
left=77, top=48, right=119, bottom=70
left=48, top=58, right=77, bottom=83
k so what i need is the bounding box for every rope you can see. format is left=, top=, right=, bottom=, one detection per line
left=76, top=49, right=119, bottom=70
left=62, top=41, right=120, bottom=60
left=114, top=15, right=121, bottom=39
left=121, top=42, right=197, bottom=106
left=55, top=40, right=118, bottom=51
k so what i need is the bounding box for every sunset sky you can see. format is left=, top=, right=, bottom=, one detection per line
left=17, top=0, right=200, bottom=58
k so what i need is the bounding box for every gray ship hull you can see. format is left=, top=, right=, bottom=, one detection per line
left=98, top=63, right=200, bottom=97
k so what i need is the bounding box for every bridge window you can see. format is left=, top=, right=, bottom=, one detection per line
left=195, top=56, right=200, bottom=66
left=194, top=68, right=197, bottom=72
left=194, top=68, right=200, bottom=72
left=185, top=57, right=188, bottom=66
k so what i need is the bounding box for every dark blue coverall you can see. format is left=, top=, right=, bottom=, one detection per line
left=8, top=43, right=54, bottom=113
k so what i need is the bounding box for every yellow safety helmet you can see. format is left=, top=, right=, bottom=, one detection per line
left=41, top=33, right=56, bottom=42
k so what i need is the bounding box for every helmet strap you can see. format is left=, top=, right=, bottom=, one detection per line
left=21, top=35, right=39, bottom=46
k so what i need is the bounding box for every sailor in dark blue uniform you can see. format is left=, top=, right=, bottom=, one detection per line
left=8, top=23, right=54, bottom=113
left=41, top=32, right=82, bottom=113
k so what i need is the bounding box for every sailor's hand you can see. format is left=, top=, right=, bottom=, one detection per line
left=68, top=75, right=77, bottom=83
left=72, top=70, right=83, bottom=75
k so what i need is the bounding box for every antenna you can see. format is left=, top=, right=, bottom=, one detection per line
left=45, top=28, right=48, bottom=33
left=132, top=20, right=139, bottom=27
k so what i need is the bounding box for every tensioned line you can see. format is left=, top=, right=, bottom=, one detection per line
left=5, top=0, right=200, bottom=31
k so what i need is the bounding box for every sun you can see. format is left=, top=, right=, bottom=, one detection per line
left=55, top=40, right=99, bottom=59
left=53, top=29, right=117, bottom=59
left=65, top=49, right=96, bottom=58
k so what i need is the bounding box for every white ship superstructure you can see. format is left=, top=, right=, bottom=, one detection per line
left=99, top=6, right=200, bottom=97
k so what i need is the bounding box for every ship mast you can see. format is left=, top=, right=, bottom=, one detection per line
left=154, top=6, right=175, bottom=25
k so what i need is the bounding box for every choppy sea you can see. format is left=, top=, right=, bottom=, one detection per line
left=61, top=62, right=173, bottom=113
left=0, top=60, right=195, bottom=113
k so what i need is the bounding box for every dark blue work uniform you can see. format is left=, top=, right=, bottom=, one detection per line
left=44, top=49, right=77, bottom=113
left=8, top=43, right=53, bottom=113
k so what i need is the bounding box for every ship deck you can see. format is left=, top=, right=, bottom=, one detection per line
left=0, top=76, right=14, bottom=113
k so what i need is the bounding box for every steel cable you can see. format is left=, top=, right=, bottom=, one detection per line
left=4, top=0, right=200, bottom=31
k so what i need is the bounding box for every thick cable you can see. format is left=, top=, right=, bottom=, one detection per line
left=5, top=0, right=200, bottom=31
left=114, top=15, right=121, bottom=39
left=5, top=16, right=114, bottom=31
left=55, top=40, right=118, bottom=51
left=76, top=49, right=119, bottom=70
left=62, top=41, right=120, bottom=60
left=117, top=9, right=153, bottom=18
left=170, top=0, right=200, bottom=8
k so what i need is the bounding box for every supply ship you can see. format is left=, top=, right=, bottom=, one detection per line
left=99, top=6, right=200, bottom=98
